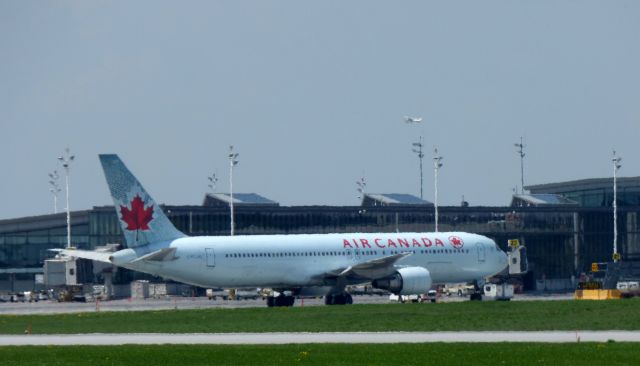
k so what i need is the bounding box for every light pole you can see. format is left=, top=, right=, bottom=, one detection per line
left=356, top=176, right=367, bottom=202
left=404, top=116, right=425, bottom=199
left=228, top=146, right=239, bottom=236
left=207, top=173, right=218, bottom=194
left=612, top=150, right=622, bottom=263
left=412, top=137, right=425, bottom=200
left=48, top=170, right=61, bottom=214
left=58, top=148, right=75, bottom=248
left=514, top=137, right=525, bottom=194
left=433, top=148, right=443, bottom=232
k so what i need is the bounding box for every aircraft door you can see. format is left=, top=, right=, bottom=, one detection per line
left=205, top=248, right=215, bottom=267
left=476, top=242, right=486, bottom=263
left=353, top=248, right=361, bottom=262
left=345, top=248, right=361, bottom=262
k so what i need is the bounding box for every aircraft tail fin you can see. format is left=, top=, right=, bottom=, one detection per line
left=99, top=154, right=186, bottom=248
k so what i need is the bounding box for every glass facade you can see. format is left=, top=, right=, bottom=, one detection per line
left=564, top=188, right=640, bottom=207
left=526, top=177, right=640, bottom=208
left=2, top=205, right=639, bottom=289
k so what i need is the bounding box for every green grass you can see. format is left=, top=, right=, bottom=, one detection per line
left=2, top=299, right=640, bottom=334
left=0, top=343, right=638, bottom=366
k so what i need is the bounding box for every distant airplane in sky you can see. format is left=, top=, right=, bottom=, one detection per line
left=404, top=116, right=423, bottom=123
left=55, top=154, right=508, bottom=307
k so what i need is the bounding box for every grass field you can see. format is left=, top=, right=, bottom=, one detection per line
left=1, top=299, right=639, bottom=334
left=1, top=343, right=639, bottom=366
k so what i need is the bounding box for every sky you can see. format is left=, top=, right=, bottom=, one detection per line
left=1, top=1, right=639, bottom=220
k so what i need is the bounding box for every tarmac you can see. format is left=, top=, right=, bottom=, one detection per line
left=0, top=293, right=575, bottom=315
left=1, top=331, right=639, bottom=345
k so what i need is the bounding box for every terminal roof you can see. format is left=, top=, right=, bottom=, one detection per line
left=511, top=194, right=579, bottom=207
left=525, top=177, right=640, bottom=194
left=202, top=193, right=279, bottom=207
left=362, top=193, right=433, bottom=207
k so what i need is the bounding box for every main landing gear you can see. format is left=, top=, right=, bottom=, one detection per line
left=324, top=293, right=353, bottom=305
left=469, top=279, right=484, bottom=301
left=266, top=294, right=295, bottom=307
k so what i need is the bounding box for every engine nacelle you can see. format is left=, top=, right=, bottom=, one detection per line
left=372, top=267, right=432, bottom=295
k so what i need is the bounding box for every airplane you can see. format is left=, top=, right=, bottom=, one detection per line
left=404, top=116, right=423, bottom=123
left=55, top=154, right=508, bottom=307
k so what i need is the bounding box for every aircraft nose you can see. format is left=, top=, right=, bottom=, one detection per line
left=498, top=250, right=508, bottom=270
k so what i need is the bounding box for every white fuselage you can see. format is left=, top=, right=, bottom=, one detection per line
left=118, top=232, right=507, bottom=290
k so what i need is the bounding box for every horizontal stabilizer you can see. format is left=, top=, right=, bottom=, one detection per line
left=131, top=247, right=178, bottom=263
left=50, top=248, right=113, bottom=264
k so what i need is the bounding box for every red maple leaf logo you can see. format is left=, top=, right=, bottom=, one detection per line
left=449, top=236, right=464, bottom=249
left=120, top=195, right=154, bottom=231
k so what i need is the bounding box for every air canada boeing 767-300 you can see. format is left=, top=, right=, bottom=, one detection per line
left=55, top=154, right=508, bottom=306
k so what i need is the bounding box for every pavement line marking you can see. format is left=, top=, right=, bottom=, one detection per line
left=1, top=331, right=640, bottom=345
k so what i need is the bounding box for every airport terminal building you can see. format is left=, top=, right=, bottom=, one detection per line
left=1, top=177, right=640, bottom=293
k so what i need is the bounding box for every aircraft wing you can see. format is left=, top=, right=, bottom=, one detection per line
left=325, top=252, right=413, bottom=281
left=50, top=248, right=113, bottom=264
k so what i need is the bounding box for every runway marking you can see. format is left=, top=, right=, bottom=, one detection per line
left=1, top=331, right=640, bottom=345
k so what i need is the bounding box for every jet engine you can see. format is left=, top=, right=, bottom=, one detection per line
left=371, top=267, right=432, bottom=295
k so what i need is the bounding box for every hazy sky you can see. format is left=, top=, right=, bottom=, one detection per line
left=1, top=1, right=639, bottom=220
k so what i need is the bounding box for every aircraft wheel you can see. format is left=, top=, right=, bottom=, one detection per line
left=325, top=293, right=351, bottom=305
left=325, top=294, right=345, bottom=305
left=286, top=296, right=295, bottom=307
left=266, top=296, right=275, bottom=307
left=324, top=295, right=334, bottom=305
left=345, top=293, right=353, bottom=305
left=470, top=293, right=482, bottom=301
